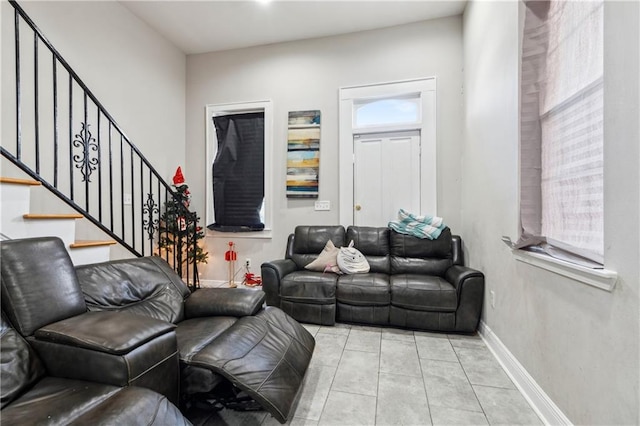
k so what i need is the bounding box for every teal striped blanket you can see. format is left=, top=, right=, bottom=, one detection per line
left=388, top=209, right=445, bottom=240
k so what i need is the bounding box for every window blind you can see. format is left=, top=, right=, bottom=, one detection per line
left=519, top=0, right=604, bottom=265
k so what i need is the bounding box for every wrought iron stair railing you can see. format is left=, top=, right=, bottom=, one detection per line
left=1, top=0, right=201, bottom=288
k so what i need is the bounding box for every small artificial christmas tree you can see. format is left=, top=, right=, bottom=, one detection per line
left=157, top=167, right=208, bottom=289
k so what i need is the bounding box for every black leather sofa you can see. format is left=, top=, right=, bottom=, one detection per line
left=261, top=225, right=485, bottom=333
left=1, top=237, right=315, bottom=424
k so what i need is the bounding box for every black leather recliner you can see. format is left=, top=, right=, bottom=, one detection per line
left=261, top=226, right=346, bottom=326
left=0, top=238, right=190, bottom=425
left=0, top=313, right=190, bottom=425
left=1, top=237, right=315, bottom=424
left=76, top=255, right=316, bottom=423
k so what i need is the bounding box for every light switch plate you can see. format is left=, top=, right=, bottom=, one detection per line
left=314, top=200, right=330, bottom=211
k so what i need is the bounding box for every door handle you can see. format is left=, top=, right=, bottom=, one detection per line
left=355, top=204, right=362, bottom=211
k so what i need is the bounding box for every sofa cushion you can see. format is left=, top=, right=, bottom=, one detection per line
left=1, top=237, right=87, bottom=336
left=346, top=226, right=391, bottom=274
left=35, top=311, right=175, bottom=355
left=337, top=273, right=390, bottom=306
left=175, top=316, right=238, bottom=363
left=175, top=316, right=240, bottom=394
left=390, top=275, right=457, bottom=312
left=76, top=256, right=191, bottom=324
left=390, top=228, right=453, bottom=276
left=63, top=385, right=189, bottom=426
left=290, top=226, right=346, bottom=269
left=1, top=377, right=188, bottom=426
left=281, top=271, right=338, bottom=305
left=184, top=288, right=265, bottom=318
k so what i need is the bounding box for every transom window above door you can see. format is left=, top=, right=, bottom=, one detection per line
left=353, top=95, right=421, bottom=128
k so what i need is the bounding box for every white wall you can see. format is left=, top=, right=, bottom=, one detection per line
left=186, top=17, right=464, bottom=282
left=1, top=0, right=186, bottom=183
left=462, top=1, right=639, bottom=424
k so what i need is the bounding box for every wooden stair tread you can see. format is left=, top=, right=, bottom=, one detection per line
left=0, top=177, right=41, bottom=186
left=70, top=240, right=117, bottom=249
left=23, top=213, right=83, bottom=220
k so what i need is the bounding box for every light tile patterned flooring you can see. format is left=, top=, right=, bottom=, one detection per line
left=187, top=323, right=542, bottom=426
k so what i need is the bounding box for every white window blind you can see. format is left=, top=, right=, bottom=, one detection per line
left=519, top=0, right=604, bottom=265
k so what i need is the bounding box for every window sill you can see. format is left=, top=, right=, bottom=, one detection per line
left=512, top=249, right=617, bottom=292
left=206, top=229, right=272, bottom=240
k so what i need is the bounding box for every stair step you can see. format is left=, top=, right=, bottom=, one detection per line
left=23, top=213, right=83, bottom=220
left=70, top=240, right=117, bottom=249
left=0, top=177, right=41, bottom=186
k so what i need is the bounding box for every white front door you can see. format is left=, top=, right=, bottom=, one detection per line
left=353, top=131, right=421, bottom=226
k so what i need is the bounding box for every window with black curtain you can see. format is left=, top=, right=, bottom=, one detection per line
left=208, top=112, right=265, bottom=232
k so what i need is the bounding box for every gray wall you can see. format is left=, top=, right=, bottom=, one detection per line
left=186, top=17, right=464, bottom=281
left=462, top=1, right=639, bottom=424
left=1, top=0, right=186, bottom=183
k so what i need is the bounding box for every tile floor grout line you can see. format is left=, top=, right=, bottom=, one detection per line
left=373, top=326, right=383, bottom=426
left=418, top=354, right=436, bottom=426
left=419, top=357, right=461, bottom=364
left=317, top=325, right=351, bottom=424
left=407, top=331, right=429, bottom=426
left=451, top=335, right=491, bottom=425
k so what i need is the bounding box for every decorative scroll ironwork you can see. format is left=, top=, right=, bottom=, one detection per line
left=4, top=1, right=205, bottom=290
left=72, top=122, right=99, bottom=182
left=143, top=193, right=159, bottom=240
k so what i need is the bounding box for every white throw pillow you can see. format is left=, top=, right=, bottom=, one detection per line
left=305, top=240, right=342, bottom=274
left=337, top=241, right=370, bottom=274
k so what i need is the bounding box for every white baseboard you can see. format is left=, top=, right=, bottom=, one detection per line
left=198, top=279, right=228, bottom=288
left=478, top=320, right=573, bottom=426
left=198, top=279, right=261, bottom=290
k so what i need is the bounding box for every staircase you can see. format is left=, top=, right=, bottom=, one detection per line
left=1, top=0, right=201, bottom=287
left=1, top=175, right=118, bottom=265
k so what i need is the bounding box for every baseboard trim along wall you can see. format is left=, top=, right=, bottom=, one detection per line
left=478, top=320, right=573, bottom=426
left=198, top=279, right=228, bottom=288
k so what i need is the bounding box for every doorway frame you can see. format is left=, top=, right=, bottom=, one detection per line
left=338, top=77, right=437, bottom=227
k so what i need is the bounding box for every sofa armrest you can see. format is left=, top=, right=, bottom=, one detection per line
left=35, top=311, right=175, bottom=355
left=261, top=259, right=298, bottom=307
left=445, top=265, right=485, bottom=333
left=184, top=288, right=265, bottom=318
left=31, top=311, right=179, bottom=394
left=445, top=265, right=484, bottom=292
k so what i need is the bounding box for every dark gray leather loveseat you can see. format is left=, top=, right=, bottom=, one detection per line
left=1, top=237, right=315, bottom=424
left=261, top=225, right=484, bottom=333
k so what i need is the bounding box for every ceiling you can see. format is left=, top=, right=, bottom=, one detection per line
left=120, top=1, right=467, bottom=55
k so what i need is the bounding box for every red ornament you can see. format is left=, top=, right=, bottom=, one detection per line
left=172, top=166, right=186, bottom=186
